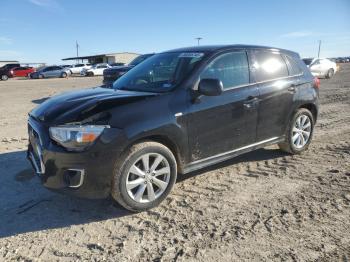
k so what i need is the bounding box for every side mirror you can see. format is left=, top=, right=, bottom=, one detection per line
left=198, top=78, right=223, bottom=96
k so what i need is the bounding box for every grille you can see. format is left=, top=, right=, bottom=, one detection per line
left=28, top=121, right=45, bottom=174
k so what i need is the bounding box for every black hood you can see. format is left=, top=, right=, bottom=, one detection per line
left=30, top=87, right=157, bottom=125
left=104, top=66, right=132, bottom=74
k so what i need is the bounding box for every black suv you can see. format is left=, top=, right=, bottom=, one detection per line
left=27, top=45, right=319, bottom=211
left=0, top=63, right=20, bottom=80
left=103, top=54, right=154, bottom=86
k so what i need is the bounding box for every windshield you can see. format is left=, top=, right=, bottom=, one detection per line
left=129, top=54, right=153, bottom=67
left=113, top=52, right=205, bottom=92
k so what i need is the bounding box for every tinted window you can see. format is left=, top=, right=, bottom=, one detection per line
left=97, top=65, right=107, bottom=68
left=302, top=58, right=313, bottom=66
left=285, top=56, right=303, bottom=75
left=200, top=51, right=249, bottom=89
left=76, top=64, right=84, bottom=67
left=253, top=51, right=288, bottom=82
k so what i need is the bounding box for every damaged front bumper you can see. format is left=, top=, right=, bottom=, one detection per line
left=27, top=117, right=126, bottom=199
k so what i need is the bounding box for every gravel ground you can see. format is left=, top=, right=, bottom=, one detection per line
left=0, top=66, right=349, bottom=261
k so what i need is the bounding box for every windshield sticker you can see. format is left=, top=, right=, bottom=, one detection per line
left=179, top=52, right=204, bottom=58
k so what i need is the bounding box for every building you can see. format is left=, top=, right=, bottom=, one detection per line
left=0, top=60, right=19, bottom=67
left=62, top=52, right=139, bottom=65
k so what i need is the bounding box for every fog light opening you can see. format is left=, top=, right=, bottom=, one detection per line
left=64, top=169, right=85, bottom=188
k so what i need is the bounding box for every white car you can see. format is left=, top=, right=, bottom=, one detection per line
left=302, top=58, right=337, bottom=79
left=81, top=63, right=111, bottom=76
left=69, top=63, right=92, bottom=74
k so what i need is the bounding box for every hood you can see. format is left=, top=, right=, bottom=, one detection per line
left=104, top=66, right=132, bottom=74
left=30, top=87, right=157, bottom=125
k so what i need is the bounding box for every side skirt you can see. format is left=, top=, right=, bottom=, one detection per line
left=182, top=136, right=285, bottom=174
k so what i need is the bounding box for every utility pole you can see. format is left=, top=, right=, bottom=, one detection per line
left=317, top=40, right=321, bottom=58
left=76, top=40, right=79, bottom=63
left=195, top=37, right=203, bottom=46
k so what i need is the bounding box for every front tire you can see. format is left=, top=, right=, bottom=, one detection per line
left=112, top=141, right=177, bottom=212
left=61, top=72, right=67, bottom=78
left=38, top=74, right=44, bottom=79
left=278, top=108, right=314, bottom=154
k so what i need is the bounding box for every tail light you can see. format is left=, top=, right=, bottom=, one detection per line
left=313, top=77, right=320, bottom=89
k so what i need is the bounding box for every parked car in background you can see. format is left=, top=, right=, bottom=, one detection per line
left=10, top=66, right=36, bottom=78
left=60, top=64, right=71, bottom=68
left=0, top=63, right=21, bottom=80
left=109, top=62, right=125, bottom=67
left=81, top=63, right=111, bottom=76
left=335, top=57, right=349, bottom=63
left=302, top=58, right=337, bottom=78
left=103, top=54, right=155, bottom=86
left=69, top=64, right=92, bottom=74
left=27, top=45, right=319, bottom=211
left=30, top=66, right=71, bottom=79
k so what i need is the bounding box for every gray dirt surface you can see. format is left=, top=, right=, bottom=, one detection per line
left=0, top=66, right=349, bottom=261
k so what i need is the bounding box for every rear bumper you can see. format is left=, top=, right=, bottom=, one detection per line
left=27, top=118, right=126, bottom=199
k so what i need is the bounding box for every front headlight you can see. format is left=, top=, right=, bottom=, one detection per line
left=49, top=125, right=109, bottom=151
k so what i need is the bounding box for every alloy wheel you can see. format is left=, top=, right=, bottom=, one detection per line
left=126, top=153, right=171, bottom=203
left=292, top=114, right=311, bottom=149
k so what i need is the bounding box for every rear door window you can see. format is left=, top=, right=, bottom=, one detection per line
left=285, top=56, right=303, bottom=76
left=200, top=51, right=250, bottom=89
left=252, top=51, right=289, bottom=82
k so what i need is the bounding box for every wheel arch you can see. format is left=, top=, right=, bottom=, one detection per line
left=298, top=103, right=318, bottom=123
left=127, top=135, right=185, bottom=174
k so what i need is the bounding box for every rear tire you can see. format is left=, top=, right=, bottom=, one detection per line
left=326, top=68, right=334, bottom=79
left=278, top=108, right=314, bottom=154
left=1, top=75, right=8, bottom=81
left=111, top=141, right=177, bottom=212
left=61, top=72, right=67, bottom=78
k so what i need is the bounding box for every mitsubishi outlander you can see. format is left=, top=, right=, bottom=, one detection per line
left=27, top=45, right=319, bottom=211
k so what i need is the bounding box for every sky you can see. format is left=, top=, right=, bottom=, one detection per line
left=0, top=0, right=349, bottom=64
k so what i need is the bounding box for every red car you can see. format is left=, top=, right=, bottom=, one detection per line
left=10, top=66, right=36, bottom=77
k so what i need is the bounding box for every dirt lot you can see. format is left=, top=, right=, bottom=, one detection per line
left=0, top=67, right=349, bottom=261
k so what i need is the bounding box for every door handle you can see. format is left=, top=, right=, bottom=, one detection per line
left=288, top=85, right=296, bottom=92
left=243, top=96, right=258, bottom=108
left=245, top=96, right=258, bottom=102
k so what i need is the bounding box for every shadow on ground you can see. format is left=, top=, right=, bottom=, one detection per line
left=31, top=97, right=50, bottom=104
left=0, top=147, right=286, bottom=238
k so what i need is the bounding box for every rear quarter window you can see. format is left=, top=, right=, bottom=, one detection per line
left=285, top=55, right=303, bottom=76
left=252, top=50, right=289, bottom=82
